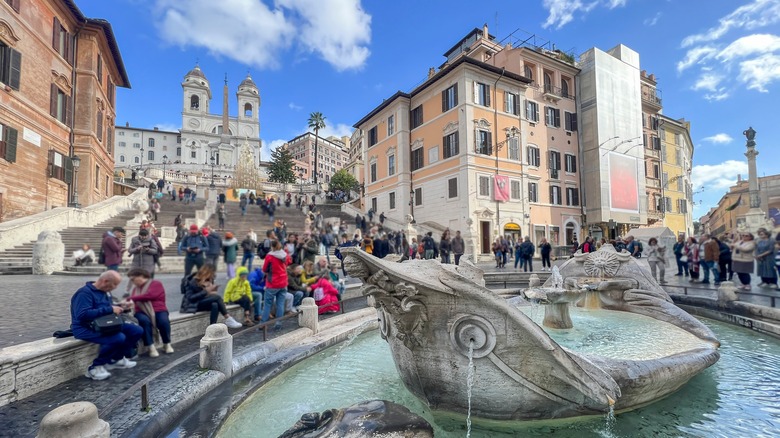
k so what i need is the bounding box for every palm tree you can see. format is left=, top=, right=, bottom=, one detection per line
left=307, top=112, right=326, bottom=185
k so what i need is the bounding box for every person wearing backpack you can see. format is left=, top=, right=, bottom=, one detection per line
left=422, top=232, right=435, bottom=260
left=717, top=235, right=733, bottom=282
left=257, top=230, right=274, bottom=260
left=240, top=233, right=258, bottom=271
left=179, top=225, right=209, bottom=276
left=203, top=227, right=222, bottom=271
left=222, top=232, right=239, bottom=280
left=519, top=236, right=535, bottom=272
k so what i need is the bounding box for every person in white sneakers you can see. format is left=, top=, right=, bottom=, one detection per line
left=180, top=264, right=243, bottom=329
left=70, top=271, right=144, bottom=380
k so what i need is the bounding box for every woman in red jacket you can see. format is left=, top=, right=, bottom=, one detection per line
left=261, top=240, right=291, bottom=328
left=311, top=276, right=340, bottom=314
left=126, top=268, right=172, bottom=357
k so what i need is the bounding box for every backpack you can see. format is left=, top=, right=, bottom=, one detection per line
left=180, top=273, right=195, bottom=294
left=257, top=239, right=271, bottom=258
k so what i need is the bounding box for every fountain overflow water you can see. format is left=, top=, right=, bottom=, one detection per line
left=466, top=340, right=475, bottom=438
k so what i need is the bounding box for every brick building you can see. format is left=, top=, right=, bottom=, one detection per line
left=283, top=132, right=350, bottom=183
left=0, top=0, right=129, bottom=220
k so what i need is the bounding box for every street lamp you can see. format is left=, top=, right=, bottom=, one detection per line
left=140, top=146, right=144, bottom=175
left=69, top=155, right=81, bottom=208
left=162, top=154, right=168, bottom=181
left=209, top=155, right=216, bottom=188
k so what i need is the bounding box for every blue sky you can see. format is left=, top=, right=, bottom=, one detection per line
left=77, top=0, right=780, bottom=219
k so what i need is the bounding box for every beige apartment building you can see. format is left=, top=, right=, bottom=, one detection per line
left=354, top=26, right=583, bottom=257
left=283, top=132, right=349, bottom=184
left=641, top=71, right=664, bottom=227
left=0, top=0, right=129, bottom=220
left=657, top=115, right=694, bottom=237
left=701, top=174, right=780, bottom=237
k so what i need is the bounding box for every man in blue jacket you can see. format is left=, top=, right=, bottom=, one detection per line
left=71, top=271, right=143, bottom=380
left=247, top=266, right=265, bottom=321
left=179, top=224, right=210, bottom=275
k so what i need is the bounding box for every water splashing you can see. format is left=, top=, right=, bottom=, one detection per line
left=551, top=265, right=563, bottom=289
left=466, top=340, right=475, bottom=438
left=600, top=404, right=616, bottom=438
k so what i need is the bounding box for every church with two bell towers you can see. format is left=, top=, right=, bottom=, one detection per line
left=180, top=64, right=263, bottom=168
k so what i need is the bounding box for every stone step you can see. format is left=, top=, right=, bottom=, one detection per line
left=0, top=266, right=33, bottom=275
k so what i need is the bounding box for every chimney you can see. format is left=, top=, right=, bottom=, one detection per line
left=641, top=70, right=647, bottom=77
left=125, top=122, right=129, bottom=127
left=153, top=127, right=159, bottom=131
left=483, top=23, right=488, bottom=38
left=737, top=174, right=742, bottom=182
left=428, top=67, right=436, bottom=79
left=649, top=73, right=656, bottom=82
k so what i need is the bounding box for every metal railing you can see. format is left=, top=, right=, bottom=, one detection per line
left=99, top=294, right=368, bottom=418
left=663, top=284, right=779, bottom=308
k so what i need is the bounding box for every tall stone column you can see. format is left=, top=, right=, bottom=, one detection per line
left=739, top=127, right=772, bottom=233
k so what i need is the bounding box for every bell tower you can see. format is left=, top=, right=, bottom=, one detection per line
left=237, top=73, right=261, bottom=140
left=182, top=64, right=211, bottom=118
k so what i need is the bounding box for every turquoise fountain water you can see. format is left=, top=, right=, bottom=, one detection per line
left=216, top=316, right=780, bottom=437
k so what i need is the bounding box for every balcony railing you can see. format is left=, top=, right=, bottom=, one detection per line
left=641, top=89, right=662, bottom=107
left=541, top=83, right=575, bottom=100
left=646, top=178, right=661, bottom=189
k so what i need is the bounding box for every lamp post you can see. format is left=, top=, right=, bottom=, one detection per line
left=409, top=187, right=416, bottom=223
left=69, top=155, right=81, bottom=208
left=162, top=154, right=168, bottom=181
left=140, top=146, right=144, bottom=176
left=209, top=155, right=216, bottom=188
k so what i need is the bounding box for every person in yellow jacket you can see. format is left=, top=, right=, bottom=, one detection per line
left=224, top=266, right=254, bottom=326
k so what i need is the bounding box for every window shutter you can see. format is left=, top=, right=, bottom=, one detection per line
left=65, top=32, right=72, bottom=65
left=571, top=155, right=576, bottom=173
left=65, top=94, right=73, bottom=126
left=549, top=185, right=554, bottom=204
left=10, top=0, right=20, bottom=12
left=48, top=149, right=55, bottom=177
left=573, top=189, right=579, bottom=205
left=485, top=84, right=490, bottom=107
left=571, top=112, right=577, bottom=131
left=504, top=91, right=509, bottom=112
left=97, top=111, right=103, bottom=141
left=643, top=134, right=648, bottom=148
left=544, top=106, right=549, bottom=125
left=4, top=126, right=18, bottom=163
left=473, top=81, right=479, bottom=104
left=52, top=17, right=60, bottom=50
left=515, top=96, right=520, bottom=116
left=554, top=109, right=561, bottom=127
left=49, top=84, right=58, bottom=118
left=8, top=49, right=21, bottom=91
left=64, top=156, right=74, bottom=184
left=442, top=89, right=446, bottom=112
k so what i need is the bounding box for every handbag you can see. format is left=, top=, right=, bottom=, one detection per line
left=90, top=314, right=123, bottom=335
left=313, top=287, right=325, bottom=301
left=680, top=255, right=688, bottom=263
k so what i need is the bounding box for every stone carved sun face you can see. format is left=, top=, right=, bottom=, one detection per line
left=583, top=251, right=621, bottom=278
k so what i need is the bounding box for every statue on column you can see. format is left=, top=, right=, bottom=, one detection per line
left=743, top=127, right=760, bottom=209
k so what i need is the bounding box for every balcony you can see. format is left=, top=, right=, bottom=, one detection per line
left=540, top=83, right=575, bottom=102
left=644, top=147, right=660, bottom=159
left=648, top=210, right=663, bottom=221
left=646, top=178, right=661, bottom=189
left=641, top=89, right=663, bottom=109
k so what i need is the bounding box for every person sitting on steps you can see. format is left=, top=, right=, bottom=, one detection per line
left=180, top=264, right=242, bottom=329
left=224, top=266, right=255, bottom=326
left=73, top=244, right=96, bottom=266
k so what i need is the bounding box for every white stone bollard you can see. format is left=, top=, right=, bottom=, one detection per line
left=717, top=281, right=739, bottom=302
left=37, top=401, right=109, bottom=438
left=32, top=231, right=64, bottom=275
left=298, top=297, right=319, bottom=334
left=199, top=323, right=233, bottom=377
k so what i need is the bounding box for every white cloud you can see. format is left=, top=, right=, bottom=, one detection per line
left=701, top=133, right=734, bottom=144
left=288, top=102, right=303, bottom=111
left=679, top=0, right=780, bottom=98
left=541, top=0, right=618, bottom=30
left=261, top=138, right=287, bottom=161
left=691, top=160, right=748, bottom=191
left=154, top=0, right=371, bottom=71
left=304, top=122, right=353, bottom=139
left=152, top=123, right=180, bottom=132
left=643, top=12, right=661, bottom=26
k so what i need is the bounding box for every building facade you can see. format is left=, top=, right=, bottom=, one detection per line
left=657, top=115, right=694, bottom=237
left=640, top=70, right=664, bottom=227
left=701, top=174, right=780, bottom=237
left=283, top=133, right=350, bottom=183
left=576, top=44, right=646, bottom=239
left=0, top=0, right=129, bottom=220
left=114, top=124, right=180, bottom=171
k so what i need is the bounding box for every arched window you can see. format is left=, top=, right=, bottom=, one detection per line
left=176, top=147, right=181, bottom=156
left=561, top=80, right=570, bottom=98
left=148, top=151, right=154, bottom=161
left=244, top=103, right=252, bottom=117
left=134, top=156, right=139, bottom=164
left=148, top=138, right=155, bottom=148
left=543, top=73, right=552, bottom=93
left=119, top=155, right=125, bottom=162
left=190, top=95, right=199, bottom=110
left=524, top=65, right=533, bottom=81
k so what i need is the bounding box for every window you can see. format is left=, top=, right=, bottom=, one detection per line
left=106, top=124, right=113, bottom=154
left=545, top=106, right=561, bottom=128
left=474, top=82, right=490, bottom=106
left=119, top=155, right=125, bottom=162
left=94, top=165, right=100, bottom=189
left=523, top=65, right=534, bottom=82
left=387, top=115, right=394, bottom=136
left=505, top=92, right=519, bottom=115
left=96, top=111, right=103, bottom=141
left=49, top=85, right=70, bottom=124
left=5, top=0, right=20, bottom=13
left=0, top=42, right=22, bottom=91
left=190, top=95, right=199, bottom=110
left=176, top=147, right=181, bottom=156
left=566, top=187, right=580, bottom=206
left=511, top=180, right=521, bottom=199
left=478, top=176, right=491, bottom=197
left=677, top=199, right=688, bottom=214
left=389, top=192, right=396, bottom=209
left=651, top=116, right=659, bottom=130
left=675, top=149, right=682, bottom=165
left=370, top=162, right=377, bottom=182
left=508, top=137, right=520, bottom=161
left=448, top=178, right=458, bottom=198
left=52, top=17, right=72, bottom=63
left=133, top=142, right=140, bottom=148
left=528, top=182, right=538, bottom=202
left=107, top=81, right=115, bottom=106
left=565, top=154, right=577, bottom=173
left=0, top=122, right=19, bottom=163
left=134, top=156, right=139, bottom=164
left=414, top=187, right=422, bottom=206
left=476, top=130, right=492, bottom=155
left=190, top=150, right=197, bottom=159
left=527, top=146, right=540, bottom=167
left=677, top=177, right=684, bottom=192
left=652, top=163, right=660, bottom=179
left=665, top=196, right=673, bottom=213
left=388, top=154, right=395, bottom=175
left=525, top=101, right=539, bottom=123
left=443, top=132, right=459, bottom=158
left=411, top=105, right=423, bottom=129
left=564, top=112, right=577, bottom=131
left=543, top=72, right=553, bottom=93
left=550, top=185, right=562, bottom=205
left=652, top=136, right=661, bottom=150
left=244, top=103, right=252, bottom=117
left=368, top=126, right=378, bottom=147
left=132, top=132, right=140, bottom=137
left=148, top=150, right=154, bottom=161
left=118, top=131, right=125, bottom=136
left=442, top=85, right=457, bottom=112
left=97, top=54, right=102, bottom=85
left=561, top=79, right=570, bottom=98
left=411, top=147, right=424, bottom=171
left=48, top=150, right=72, bottom=182
left=548, top=151, right=561, bottom=171
left=371, top=197, right=377, bottom=213
left=662, top=172, right=668, bottom=188
left=119, top=141, right=126, bottom=147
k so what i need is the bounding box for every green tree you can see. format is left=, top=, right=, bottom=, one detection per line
left=267, top=147, right=296, bottom=183
left=307, top=112, right=326, bottom=184
left=328, top=169, right=359, bottom=194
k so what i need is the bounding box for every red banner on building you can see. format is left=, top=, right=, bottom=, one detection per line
left=494, top=175, right=510, bottom=202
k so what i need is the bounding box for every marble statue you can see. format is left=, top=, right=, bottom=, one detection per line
left=341, top=245, right=719, bottom=421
